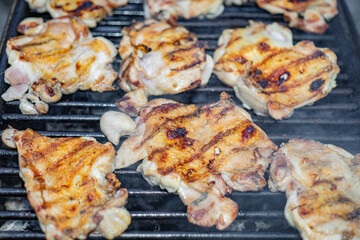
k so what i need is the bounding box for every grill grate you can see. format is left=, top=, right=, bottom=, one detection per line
left=0, top=0, right=359, bottom=239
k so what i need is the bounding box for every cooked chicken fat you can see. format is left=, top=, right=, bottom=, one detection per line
left=269, top=139, right=360, bottom=240
left=2, top=17, right=117, bottom=114
left=144, top=0, right=224, bottom=22
left=105, top=92, right=276, bottom=229
left=214, top=21, right=339, bottom=120
left=2, top=128, right=131, bottom=240
left=26, top=0, right=128, bottom=27
left=256, top=0, right=338, bottom=34
left=100, top=111, right=137, bottom=145
left=118, top=19, right=213, bottom=102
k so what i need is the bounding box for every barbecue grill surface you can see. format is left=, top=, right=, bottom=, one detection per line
left=0, top=0, right=359, bottom=239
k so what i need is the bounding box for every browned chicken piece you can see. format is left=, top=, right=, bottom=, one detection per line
left=117, top=18, right=213, bottom=115
left=25, top=0, right=128, bottom=27
left=2, top=16, right=117, bottom=114
left=118, top=19, right=213, bottom=96
left=1, top=128, right=131, bottom=240
left=102, top=92, right=276, bottom=230
left=269, top=139, right=360, bottom=240
left=144, top=0, right=224, bottom=22
left=256, top=0, right=338, bottom=34
left=213, top=21, right=339, bottom=120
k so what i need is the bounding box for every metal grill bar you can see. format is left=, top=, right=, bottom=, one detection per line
left=0, top=211, right=285, bottom=220
left=0, top=232, right=300, bottom=239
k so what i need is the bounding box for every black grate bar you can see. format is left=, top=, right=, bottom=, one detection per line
left=1, top=119, right=360, bottom=136
left=0, top=211, right=284, bottom=220
left=0, top=168, right=140, bottom=175
left=0, top=231, right=300, bottom=239
left=2, top=87, right=355, bottom=108
left=2, top=104, right=357, bottom=121
left=92, top=29, right=334, bottom=41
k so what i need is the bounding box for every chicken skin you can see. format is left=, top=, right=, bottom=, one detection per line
left=1, top=128, right=131, bottom=240
left=25, top=0, right=128, bottom=27
left=269, top=139, right=360, bottom=240
left=256, top=0, right=338, bottom=34
left=102, top=92, right=276, bottom=230
left=213, top=21, right=339, bottom=120
left=2, top=16, right=117, bottom=114
left=144, top=0, right=224, bottom=22
left=117, top=19, right=213, bottom=114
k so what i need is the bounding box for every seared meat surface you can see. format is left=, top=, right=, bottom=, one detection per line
left=103, top=93, right=276, bottom=229
left=2, top=17, right=117, bottom=114
left=214, top=21, right=339, bottom=120
left=256, top=0, right=338, bottom=34
left=2, top=128, right=131, bottom=240
left=117, top=19, right=213, bottom=115
left=144, top=0, right=224, bottom=22
left=26, top=0, right=128, bottom=27
left=269, top=139, right=360, bottom=240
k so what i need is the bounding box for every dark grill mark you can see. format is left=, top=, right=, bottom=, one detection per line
left=278, top=71, right=290, bottom=84
left=242, top=125, right=256, bottom=141
left=167, top=128, right=188, bottom=140
left=310, top=78, right=325, bottom=92
left=258, top=42, right=270, bottom=52
left=236, top=56, right=247, bottom=64
left=257, top=79, right=269, bottom=88
left=69, top=1, right=94, bottom=13
left=181, top=138, right=195, bottom=147
left=312, top=50, right=325, bottom=58
left=171, top=59, right=202, bottom=72
left=185, top=79, right=201, bottom=90
left=207, top=158, right=216, bottom=171
left=86, top=193, right=94, bottom=202
left=136, top=44, right=152, bottom=53
left=250, top=68, right=262, bottom=78
left=45, top=85, right=55, bottom=97
left=347, top=208, right=360, bottom=220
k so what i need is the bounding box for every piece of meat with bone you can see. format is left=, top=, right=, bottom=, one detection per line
left=144, top=0, right=224, bottom=22
left=101, top=92, right=276, bottom=229
left=2, top=16, right=117, bottom=114
left=256, top=0, right=338, bottom=34
left=269, top=138, right=360, bottom=240
left=118, top=19, right=213, bottom=96
left=213, top=21, right=339, bottom=120
left=1, top=128, right=131, bottom=240
left=25, top=0, right=128, bottom=27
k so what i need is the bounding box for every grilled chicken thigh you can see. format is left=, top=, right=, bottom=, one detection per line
left=213, top=21, right=339, bottom=120
left=102, top=92, right=276, bottom=229
left=256, top=0, right=338, bottom=34
left=26, top=0, right=128, bottom=27
left=117, top=19, right=213, bottom=114
left=269, top=139, right=360, bottom=240
left=144, top=0, right=224, bottom=22
left=2, top=17, right=117, bottom=114
left=1, top=128, right=131, bottom=240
